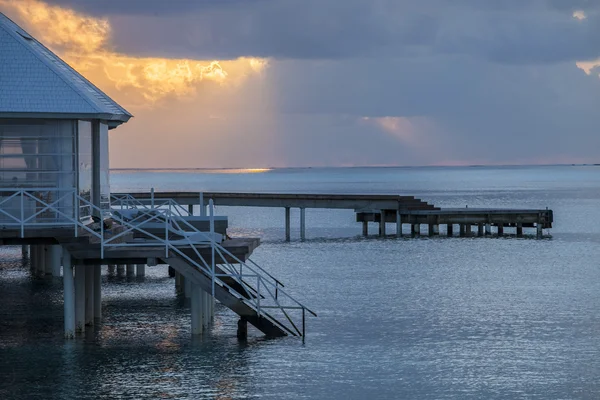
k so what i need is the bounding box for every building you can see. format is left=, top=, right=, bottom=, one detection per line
left=0, top=11, right=132, bottom=226
left=0, top=11, right=311, bottom=341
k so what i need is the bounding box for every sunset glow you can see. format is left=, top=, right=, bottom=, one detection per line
left=0, top=0, right=268, bottom=105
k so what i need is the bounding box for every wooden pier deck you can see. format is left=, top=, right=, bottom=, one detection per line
left=115, top=191, right=553, bottom=239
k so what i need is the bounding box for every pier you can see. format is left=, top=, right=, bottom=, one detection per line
left=116, top=191, right=553, bottom=239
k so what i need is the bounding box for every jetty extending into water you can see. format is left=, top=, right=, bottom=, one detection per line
left=115, top=191, right=554, bottom=239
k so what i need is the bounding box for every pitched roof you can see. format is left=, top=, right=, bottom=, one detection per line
left=0, top=12, right=132, bottom=127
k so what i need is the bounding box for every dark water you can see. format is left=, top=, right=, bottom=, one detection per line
left=2, top=165, right=600, bottom=399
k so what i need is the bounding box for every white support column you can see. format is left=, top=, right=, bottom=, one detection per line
left=379, top=210, right=386, bottom=237
left=203, top=290, right=211, bottom=329
left=191, top=285, right=203, bottom=335
left=300, top=207, right=306, bottom=241
left=43, top=245, right=52, bottom=275
left=126, top=264, right=135, bottom=277
left=50, top=245, right=62, bottom=277
left=21, top=245, right=29, bottom=258
left=136, top=264, right=146, bottom=277
left=185, top=276, right=191, bottom=298
left=63, top=249, right=75, bottom=339
left=85, top=266, right=94, bottom=326
left=93, top=265, right=101, bottom=320
left=38, top=245, right=46, bottom=274
left=285, top=207, right=291, bottom=242
left=175, top=271, right=182, bottom=293
left=30, top=245, right=37, bottom=271
left=75, top=265, right=85, bottom=332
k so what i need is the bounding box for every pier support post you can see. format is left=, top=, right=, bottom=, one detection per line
left=175, top=271, right=182, bottom=293
left=465, top=224, right=472, bottom=236
left=428, top=224, right=435, bottom=236
left=459, top=224, right=466, bottom=237
left=477, top=223, right=484, bottom=237
left=185, top=277, right=191, bottom=298
left=237, top=318, right=248, bottom=341
left=21, top=244, right=29, bottom=258
left=191, top=285, right=203, bottom=335
left=536, top=223, right=543, bottom=239
left=362, top=220, right=368, bottom=236
left=50, top=245, right=62, bottom=277
left=396, top=210, right=402, bottom=238
left=378, top=210, right=386, bottom=237
left=447, top=224, right=453, bottom=236
left=188, top=204, right=194, bottom=215
left=203, top=290, right=211, bottom=329
left=126, top=264, right=135, bottom=277
left=30, top=245, right=37, bottom=271
left=38, top=245, right=46, bottom=275
left=411, top=224, right=419, bottom=236
left=136, top=264, right=146, bottom=277
left=285, top=207, right=291, bottom=242
left=485, top=223, right=491, bottom=235
left=107, top=264, right=116, bottom=275
left=85, top=266, right=94, bottom=326
left=93, top=265, right=101, bottom=320
left=75, top=265, right=85, bottom=332
left=62, top=249, right=75, bottom=339
left=497, top=224, right=504, bottom=236
left=516, top=223, right=523, bottom=237
left=116, top=264, right=125, bottom=276
left=300, top=207, right=306, bottom=241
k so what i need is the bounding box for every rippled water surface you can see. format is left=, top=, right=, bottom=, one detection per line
left=2, top=165, right=600, bottom=399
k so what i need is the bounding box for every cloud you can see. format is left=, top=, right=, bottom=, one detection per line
left=0, top=0, right=267, bottom=106
left=38, top=0, right=600, bottom=65
left=2, top=0, right=600, bottom=168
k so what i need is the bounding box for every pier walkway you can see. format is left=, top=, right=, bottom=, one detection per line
left=115, top=191, right=553, bottom=239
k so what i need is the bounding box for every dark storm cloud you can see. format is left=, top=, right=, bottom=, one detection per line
left=45, top=0, right=600, bottom=64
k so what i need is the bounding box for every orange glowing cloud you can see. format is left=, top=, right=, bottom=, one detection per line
left=0, top=0, right=268, bottom=106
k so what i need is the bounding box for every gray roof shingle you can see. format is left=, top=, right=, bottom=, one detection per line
left=0, top=12, right=132, bottom=127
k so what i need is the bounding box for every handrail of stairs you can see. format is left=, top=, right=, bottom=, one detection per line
left=0, top=187, right=316, bottom=338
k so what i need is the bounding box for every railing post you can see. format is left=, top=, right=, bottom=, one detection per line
left=200, top=192, right=206, bottom=217
left=151, top=187, right=155, bottom=209
left=74, top=190, right=79, bottom=238
left=20, top=190, right=24, bottom=238
left=257, top=277, right=261, bottom=314
left=210, top=199, right=215, bottom=297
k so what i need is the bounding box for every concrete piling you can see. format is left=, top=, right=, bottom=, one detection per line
left=50, top=245, right=62, bottom=277
left=300, top=207, right=306, bottom=241
left=93, top=265, right=101, bottom=320
left=74, top=265, right=85, bottom=332
left=85, top=266, right=94, bottom=326
left=447, top=224, right=453, bottom=236
left=191, top=284, right=203, bottom=335
left=62, top=249, right=75, bottom=339
left=285, top=207, right=291, bottom=242
left=136, top=264, right=146, bottom=277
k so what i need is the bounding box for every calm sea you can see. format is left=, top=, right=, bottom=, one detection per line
left=1, top=165, right=600, bottom=399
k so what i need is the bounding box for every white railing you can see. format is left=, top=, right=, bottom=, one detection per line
left=108, top=193, right=316, bottom=338
left=1, top=187, right=315, bottom=338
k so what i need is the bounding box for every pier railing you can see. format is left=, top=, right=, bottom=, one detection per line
left=104, top=195, right=316, bottom=338
left=0, top=187, right=315, bottom=339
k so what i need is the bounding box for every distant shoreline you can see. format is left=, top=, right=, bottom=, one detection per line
left=110, top=164, right=600, bottom=172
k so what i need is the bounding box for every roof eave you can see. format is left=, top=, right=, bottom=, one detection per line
left=0, top=111, right=133, bottom=123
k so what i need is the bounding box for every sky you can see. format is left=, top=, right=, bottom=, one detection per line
left=1, top=0, right=600, bottom=168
